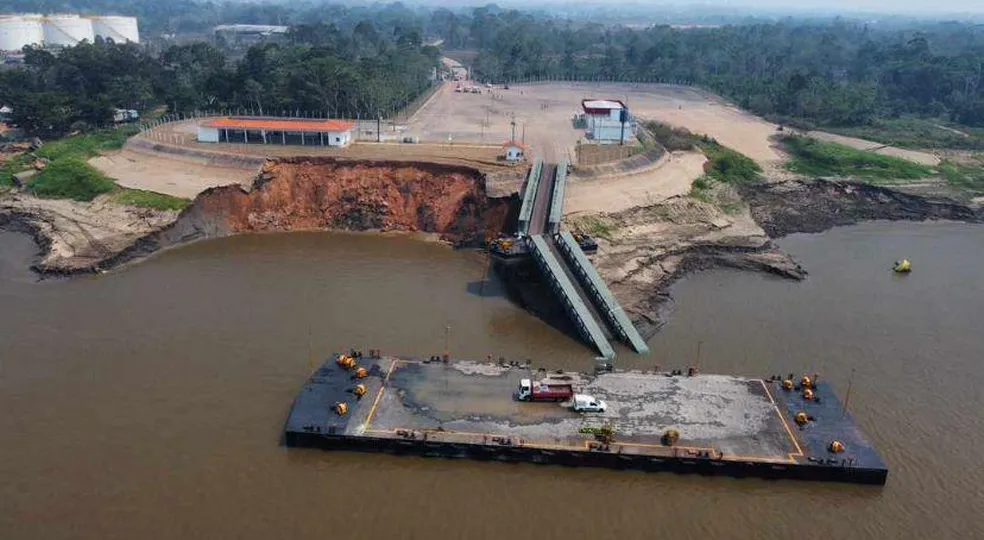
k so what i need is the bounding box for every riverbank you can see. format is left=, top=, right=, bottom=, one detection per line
left=565, top=177, right=984, bottom=340
left=0, top=157, right=523, bottom=276
left=3, top=158, right=983, bottom=340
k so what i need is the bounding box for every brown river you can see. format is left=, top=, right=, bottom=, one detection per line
left=1, top=222, right=982, bottom=539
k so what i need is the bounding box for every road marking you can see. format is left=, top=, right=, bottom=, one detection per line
left=362, top=359, right=398, bottom=430
left=761, top=379, right=805, bottom=458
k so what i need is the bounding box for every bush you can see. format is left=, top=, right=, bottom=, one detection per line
left=643, top=121, right=700, bottom=151
left=34, top=126, right=140, bottom=162
left=113, top=188, right=191, bottom=211
left=938, top=161, right=984, bottom=193
left=782, top=136, right=933, bottom=181
left=27, top=158, right=115, bottom=201
left=699, top=141, right=763, bottom=184
left=825, top=118, right=984, bottom=151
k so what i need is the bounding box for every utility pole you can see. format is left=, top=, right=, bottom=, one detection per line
left=695, top=340, right=703, bottom=373
left=510, top=113, right=516, bottom=142
left=842, top=368, right=856, bottom=418
left=443, top=324, right=451, bottom=363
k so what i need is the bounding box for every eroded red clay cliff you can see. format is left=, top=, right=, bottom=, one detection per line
left=196, top=158, right=515, bottom=245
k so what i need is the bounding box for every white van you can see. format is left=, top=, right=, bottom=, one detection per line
left=572, top=394, right=607, bottom=413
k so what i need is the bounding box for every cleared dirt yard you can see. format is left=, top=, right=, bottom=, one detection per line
left=407, top=82, right=786, bottom=166
left=90, top=148, right=256, bottom=199
left=565, top=151, right=707, bottom=215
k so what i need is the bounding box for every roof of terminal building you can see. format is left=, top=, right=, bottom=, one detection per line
left=204, top=117, right=355, bottom=133
left=582, top=99, right=626, bottom=111
left=213, top=24, right=289, bottom=34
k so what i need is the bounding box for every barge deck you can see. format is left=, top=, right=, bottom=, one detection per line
left=283, top=355, right=887, bottom=485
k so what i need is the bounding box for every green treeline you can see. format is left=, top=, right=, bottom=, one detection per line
left=0, top=22, right=437, bottom=137
left=5, top=1, right=984, bottom=136
left=460, top=15, right=984, bottom=130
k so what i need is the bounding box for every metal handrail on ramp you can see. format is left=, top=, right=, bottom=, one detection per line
left=517, top=159, right=542, bottom=235
left=527, top=234, right=615, bottom=363
left=547, top=160, right=568, bottom=234
left=556, top=231, right=650, bottom=354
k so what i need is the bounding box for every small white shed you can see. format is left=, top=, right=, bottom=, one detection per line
left=502, top=141, right=527, bottom=162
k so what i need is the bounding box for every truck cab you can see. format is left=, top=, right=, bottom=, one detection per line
left=572, top=394, right=607, bottom=413
left=516, top=378, right=574, bottom=402
left=517, top=378, right=533, bottom=401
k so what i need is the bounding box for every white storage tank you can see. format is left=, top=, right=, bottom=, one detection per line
left=0, top=15, right=45, bottom=52
left=90, top=16, right=139, bottom=44
left=42, top=14, right=94, bottom=47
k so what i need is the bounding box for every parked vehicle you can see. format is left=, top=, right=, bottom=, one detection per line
left=516, top=378, right=574, bottom=402
left=572, top=394, right=607, bottom=413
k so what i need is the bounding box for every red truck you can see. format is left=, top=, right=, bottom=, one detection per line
left=516, top=378, right=574, bottom=402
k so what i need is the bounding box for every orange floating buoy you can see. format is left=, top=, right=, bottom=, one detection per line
left=353, top=384, right=367, bottom=397
left=662, top=429, right=680, bottom=446
left=800, top=376, right=812, bottom=389
left=829, top=440, right=845, bottom=453
left=354, top=367, right=368, bottom=379
left=782, top=379, right=794, bottom=391
left=335, top=402, right=348, bottom=415
left=803, top=388, right=815, bottom=401
left=794, top=412, right=809, bottom=426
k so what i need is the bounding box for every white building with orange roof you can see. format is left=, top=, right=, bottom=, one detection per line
left=196, top=117, right=355, bottom=147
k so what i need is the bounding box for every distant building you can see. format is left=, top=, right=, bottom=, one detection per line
left=502, top=141, right=527, bottom=162
left=580, top=99, right=635, bottom=143
left=113, top=108, right=139, bottom=123
left=197, top=117, right=355, bottom=147
left=213, top=24, right=289, bottom=36
left=213, top=24, right=288, bottom=47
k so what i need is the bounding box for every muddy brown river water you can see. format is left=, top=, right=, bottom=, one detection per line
left=1, top=222, right=982, bottom=540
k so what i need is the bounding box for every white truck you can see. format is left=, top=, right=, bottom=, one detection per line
left=572, top=394, right=607, bottom=413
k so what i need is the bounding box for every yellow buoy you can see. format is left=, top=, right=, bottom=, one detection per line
left=662, top=429, right=680, bottom=446
left=803, top=388, right=815, bottom=401
left=829, top=440, right=845, bottom=453
left=335, top=402, right=348, bottom=415
left=782, top=379, right=794, bottom=391
left=800, top=376, right=812, bottom=389
left=353, top=384, right=367, bottom=397
left=794, top=412, right=809, bottom=426
left=354, top=367, right=368, bottom=379
left=893, top=259, right=912, bottom=273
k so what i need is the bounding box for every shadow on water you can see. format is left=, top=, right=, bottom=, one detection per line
left=466, top=279, right=505, bottom=297
left=0, top=230, right=42, bottom=285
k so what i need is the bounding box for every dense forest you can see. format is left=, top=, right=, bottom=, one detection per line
left=454, top=13, right=984, bottom=129
left=0, top=24, right=437, bottom=137
left=4, top=0, right=984, bottom=134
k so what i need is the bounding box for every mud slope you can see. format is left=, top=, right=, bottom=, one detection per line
left=19, top=158, right=517, bottom=275
left=741, top=180, right=984, bottom=237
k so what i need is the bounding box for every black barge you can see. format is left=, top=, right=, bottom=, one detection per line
left=283, top=354, right=888, bottom=485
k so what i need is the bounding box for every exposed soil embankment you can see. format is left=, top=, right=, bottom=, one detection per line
left=741, top=179, right=984, bottom=237
left=219, top=158, right=515, bottom=243
left=2, top=158, right=517, bottom=275
left=0, top=194, right=181, bottom=274
left=574, top=178, right=984, bottom=340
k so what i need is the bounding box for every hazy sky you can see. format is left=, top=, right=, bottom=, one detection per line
left=469, top=0, right=984, bottom=16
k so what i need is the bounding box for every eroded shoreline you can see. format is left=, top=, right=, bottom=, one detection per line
left=3, top=169, right=983, bottom=341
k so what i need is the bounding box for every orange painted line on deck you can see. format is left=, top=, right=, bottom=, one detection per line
left=760, top=379, right=805, bottom=457
left=362, top=360, right=398, bottom=430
